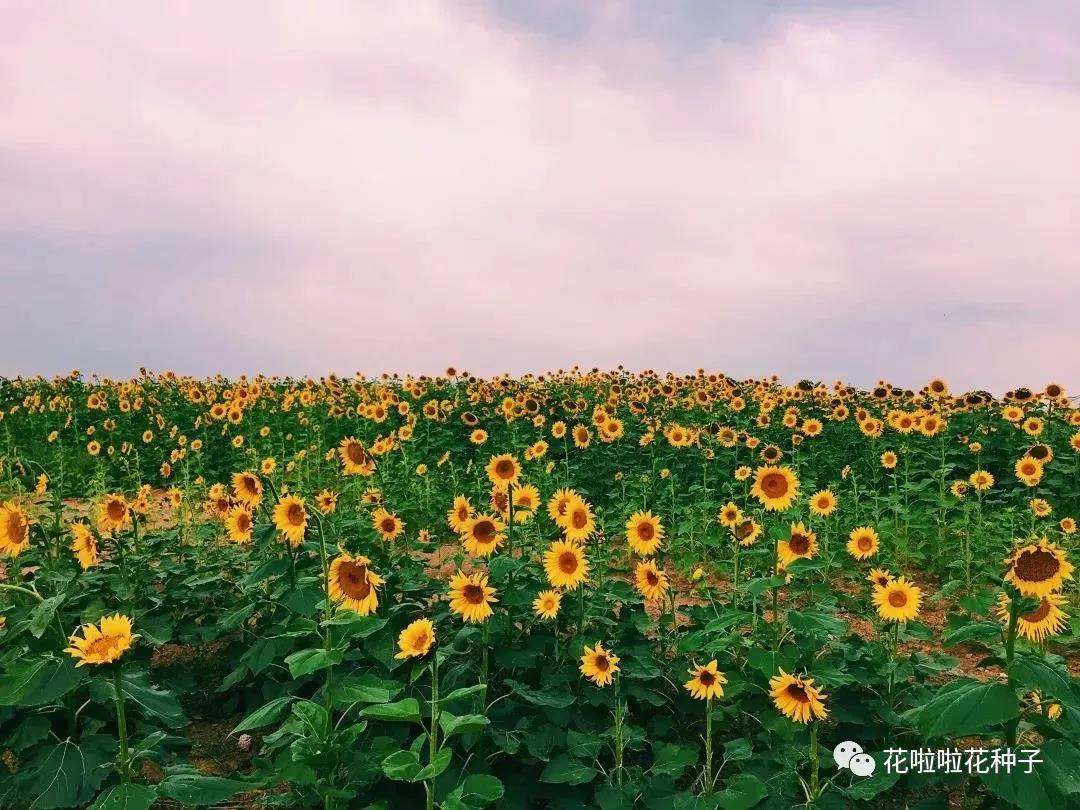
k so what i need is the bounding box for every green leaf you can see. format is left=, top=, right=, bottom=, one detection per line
left=29, top=596, right=64, bottom=639
left=89, top=783, right=157, bottom=810
left=941, top=621, right=1002, bottom=647
left=539, top=754, right=597, bottom=785
left=651, top=741, right=699, bottom=777
left=331, top=673, right=403, bottom=705
left=980, top=742, right=1080, bottom=810
left=233, top=696, right=294, bottom=733
left=715, top=772, right=767, bottom=810
left=92, top=673, right=187, bottom=729
left=360, top=698, right=422, bottom=723
left=415, top=747, right=452, bottom=781
left=917, top=679, right=1018, bottom=738
left=0, top=658, right=84, bottom=707
left=439, top=712, right=489, bottom=739
left=438, top=683, right=487, bottom=705
left=444, top=774, right=505, bottom=810
left=380, top=749, right=422, bottom=781
left=24, top=736, right=114, bottom=809
left=1010, top=654, right=1080, bottom=709
left=158, top=772, right=260, bottom=806
left=787, top=609, right=847, bottom=636
left=285, top=647, right=343, bottom=679
left=722, top=739, right=753, bottom=763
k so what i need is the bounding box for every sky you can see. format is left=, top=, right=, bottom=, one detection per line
left=2, top=0, right=1079, bottom=393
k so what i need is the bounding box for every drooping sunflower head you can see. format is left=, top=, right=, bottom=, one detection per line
left=544, top=539, right=590, bottom=590
left=634, top=559, right=669, bottom=602
left=846, top=526, right=880, bottom=560
left=394, top=618, right=435, bottom=660
left=684, top=659, right=727, bottom=701
left=339, top=437, right=375, bottom=476
left=65, top=614, right=139, bottom=667
left=769, top=669, right=828, bottom=724
left=580, top=642, right=620, bottom=687
left=873, top=576, right=922, bottom=623
left=533, top=589, right=561, bottom=620
left=461, top=513, right=506, bottom=557
left=996, top=592, right=1068, bottom=643
left=69, top=523, right=99, bottom=569
left=329, top=553, right=383, bottom=616
left=751, top=466, right=799, bottom=512
left=448, top=570, right=498, bottom=624
left=1004, top=539, right=1074, bottom=597
left=808, top=490, right=838, bottom=517
left=626, top=510, right=664, bottom=555
left=0, top=501, right=31, bottom=558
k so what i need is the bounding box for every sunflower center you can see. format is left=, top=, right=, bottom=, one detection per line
left=381, top=518, right=396, bottom=533
left=698, top=671, right=715, bottom=686
left=888, top=590, right=908, bottom=608
left=857, top=536, right=873, bottom=551
left=636, top=522, right=655, bottom=541
left=645, top=570, right=660, bottom=587
left=593, top=655, right=610, bottom=672
left=287, top=503, right=305, bottom=526
left=1013, top=548, right=1060, bottom=583
left=558, top=551, right=579, bottom=574
left=346, top=443, right=367, bottom=464
left=1022, top=462, right=1037, bottom=476
left=338, top=562, right=372, bottom=599
left=5, top=512, right=26, bottom=544
left=462, top=584, right=486, bottom=604
left=411, top=631, right=429, bottom=650
left=495, top=459, right=514, bottom=478
left=761, top=473, right=789, bottom=498
left=1022, top=599, right=1052, bottom=623
left=789, top=534, right=810, bottom=555
left=86, top=635, right=120, bottom=659
left=242, top=476, right=258, bottom=494
left=785, top=683, right=810, bottom=703
left=236, top=512, right=251, bottom=531
left=735, top=522, right=753, bottom=540
left=107, top=501, right=127, bottom=521
left=572, top=509, right=588, bottom=529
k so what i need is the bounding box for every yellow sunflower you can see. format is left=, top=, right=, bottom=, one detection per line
left=226, top=505, right=255, bottom=544
left=634, top=559, right=669, bottom=602
left=1004, top=538, right=1074, bottom=597
left=561, top=495, right=596, bottom=542
left=684, top=660, right=726, bottom=700
left=544, top=540, right=590, bottom=590
left=231, top=471, right=263, bottom=507
left=717, top=502, right=742, bottom=529
left=580, top=642, right=619, bottom=687
left=572, top=425, right=591, bottom=449
left=339, top=437, right=375, bottom=476
left=447, top=496, right=474, bottom=532
left=394, top=618, right=435, bottom=660
left=533, top=590, right=561, bottom=620
left=1030, top=498, right=1052, bottom=518
left=769, top=669, right=828, bottom=723
left=486, top=453, right=521, bottom=490
left=626, top=510, right=664, bottom=555
left=448, top=570, right=498, bottom=624
left=867, top=567, right=893, bottom=588
left=809, top=489, right=838, bottom=517
left=372, top=508, right=405, bottom=542
left=996, top=592, right=1067, bottom=643
left=1015, top=457, right=1045, bottom=487
left=873, top=576, right=922, bottom=623
left=69, top=523, right=99, bottom=569
left=96, top=494, right=131, bottom=535
left=846, top=526, right=880, bottom=560
left=969, top=470, right=995, bottom=491
left=272, top=495, right=308, bottom=547
left=880, top=451, right=898, bottom=470
left=732, top=519, right=762, bottom=547
left=329, top=553, right=383, bottom=616
left=0, top=501, right=31, bottom=557
left=546, top=488, right=576, bottom=523
left=778, top=522, right=818, bottom=568
left=316, top=490, right=338, bottom=514
left=460, top=514, right=507, bottom=557
left=512, top=483, right=541, bottom=514
left=750, top=466, right=799, bottom=512
left=65, top=614, right=138, bottom=667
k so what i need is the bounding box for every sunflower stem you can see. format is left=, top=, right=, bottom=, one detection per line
left=703, top=696, right=713, bottom=796
left=427, top=653, right=440, bottom=810
left=113, top=665, right=131, bottom=783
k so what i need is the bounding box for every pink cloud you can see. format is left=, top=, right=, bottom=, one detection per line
left=1, top=1, right=1078, bottom=391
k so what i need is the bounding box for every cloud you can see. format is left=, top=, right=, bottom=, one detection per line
left=1, top=1, right=1078, bottom=391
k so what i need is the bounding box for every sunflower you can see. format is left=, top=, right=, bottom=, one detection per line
left=226, top=505, right=254, bottom=544
left=1004, top=539, right=1074, bottom=597
left=328, top=553, right=383, bottom=616
left=65, top=614, right=139, bottom=667
left=231, top=471, right=263, bottom=507
left=546, top=488, right=575, bottom=523
left=316, top=490, right=338, bottom=514
left=1014, top=457, right=1044, bottom=487
left=486, top=453, right=521, bottom=490
left=96, top=494, right=131, bottom=535
left=846, top=526, right=880, bottom=560
left=950, top=481, right=968, bottom=499
left=717, top=502, right=742, bottom=529
left=1061, top=517, right=1077, bottom=535
left=512, top=483, right=540, bottom=514
left=460, top=514, right=507, bottom=557
left=448, top=570, right=498, bottom=624
left=867, top=567, right=893, bottom=588
left=778, top=522, right=818, bottom=569
left=447, top=496, right=474, bottom=532
left=996, top=592, right=1067, bottom=643
left=562, top=495, right=596, bottom=542
left=969, top=470, right=995, bottom=491
left=580, top=642, right=619, bottom=687
left=634, top=559, right=669, bottom=601
left=1030, top=498, right=1052, bottom=518
left=572, top=425, right=591, bottom=449
left=684, top=660, right=727, bottom=700
left=769, top=669, right=828, bottom=723
left=394, top=618, right=435, bottom=660
left=372, top=509, right=405, bottom=542
left=533, top=590, right=561, bottom=620
left=544, top=540, right=590, bottom=590
left=880, top=451, right=898, bottom=470
left=339, top=437, right=375, bottom=476
left=272, top=495, right=308, bottom=547
left=808, top=489, right=838, bottom=517
left=70, top=523, right=99, bottom=569
left=0, top=501, right=31, bottom=557
left=626, top=510, right=664, bottom=555
left=750, top=466, right=799, bottom=512
left=733, top=465, right=752, bottom=482
left=732, top=519, right=762, bottom=547
left=470, top=429, right=488, bottom=445
left=873, top=576, right=922, bottom=623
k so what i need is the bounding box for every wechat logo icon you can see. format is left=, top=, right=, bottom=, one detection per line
left=834, top=741, right=876, bottom=777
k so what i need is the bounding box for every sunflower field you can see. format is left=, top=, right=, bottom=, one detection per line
left=0, top=370, right=1078, bottom=809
